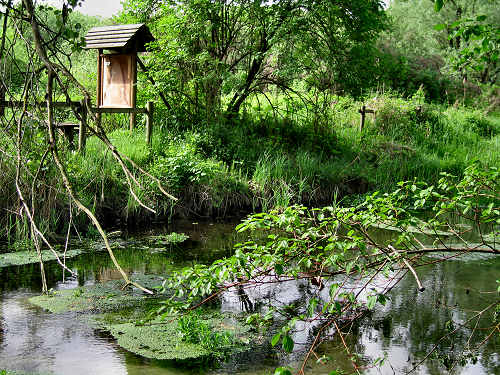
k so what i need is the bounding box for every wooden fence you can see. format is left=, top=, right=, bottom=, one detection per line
left=0, top=100, right=154, bottom=151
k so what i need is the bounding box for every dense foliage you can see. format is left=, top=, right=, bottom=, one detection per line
left=119, top=0, right=388, bottom=121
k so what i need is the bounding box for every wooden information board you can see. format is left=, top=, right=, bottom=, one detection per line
left=98, top=53, right=137, bottom=108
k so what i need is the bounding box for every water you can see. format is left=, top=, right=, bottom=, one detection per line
left=0, top=220, right=498, bottom=375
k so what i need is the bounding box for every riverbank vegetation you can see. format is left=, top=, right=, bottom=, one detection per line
left=0, top=0, right=498, bottom=243
left=0, top=0, right=498, bottom=374
left=1, top=92, right=499, bottom=241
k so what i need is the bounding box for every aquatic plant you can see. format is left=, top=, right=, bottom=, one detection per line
left=29, top=276, right=162, bottom=313
left=0, top=249, right=83, bottom=268
left=146, top=232, right=189, bottom=247
left=105, top=320, right=211, bottom=361
left=178, top=310, right=234, bottom=356
left=95, top=310, right=251, bottom=362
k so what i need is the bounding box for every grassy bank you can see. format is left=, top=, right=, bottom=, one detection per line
left=1, top=93, right=499, bottom=241
left=71, top=93, right=499, bottom=215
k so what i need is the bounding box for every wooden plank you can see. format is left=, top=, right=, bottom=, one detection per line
left=86, top=30, right=138, bottom=39
left=85, top=30, right=138, bottom=38
left=87, top=24, right=144, bottom=33
left=86, top=42, right=129, bottom=49
left=129, top=53, right=137, bottom=131
left=86, top=33, right=136, bottom=40
left=91, top=107, right=147, bottom=114
left=100, top=54, right=134, bottom=108
left=86, top=29, right=141, bottom=37
left=84, top=23, right=153, bottom=51
left=85, top=36, right=134, bottom=43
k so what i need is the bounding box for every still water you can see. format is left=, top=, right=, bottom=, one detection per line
left=0, top=220, right=498, bottom=375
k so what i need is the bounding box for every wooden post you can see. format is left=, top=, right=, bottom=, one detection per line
left=359, top=106, right=375, bottom=132
left=359, top=105, right=366, bottom=132
left=129, top=53, right=138, bottom=132
left=146, top=101, right=153, bottom=145
left=96, top=48, right=103, bottom=129
left=78, top=99, right=87, bottom=152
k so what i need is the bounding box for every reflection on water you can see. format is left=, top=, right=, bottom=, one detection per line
left=0, top=292, right=126, bottom=375
left=0, top=219, right=498, bottom=375
left=347, top=256, right=500, bottom=375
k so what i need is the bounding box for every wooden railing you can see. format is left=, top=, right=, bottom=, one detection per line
left=0, top=100, right=155, bottom=151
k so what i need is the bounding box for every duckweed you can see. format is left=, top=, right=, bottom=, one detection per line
left=29, top=275, right=163, bottom=313
left=0, top=249, right=83, bottom=268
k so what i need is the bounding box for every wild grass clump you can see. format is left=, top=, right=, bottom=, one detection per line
left=68, top=127, right=251, bottom=220
left=329, top=92, right=500, bottom=189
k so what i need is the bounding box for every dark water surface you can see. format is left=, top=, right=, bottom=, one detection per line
left=0, top=220, right=498, bottom=375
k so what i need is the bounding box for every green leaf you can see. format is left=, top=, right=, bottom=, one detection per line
left=377, top=294, right=387, bottom=306
left=282, top=335, right=294, bottom=353
left=367, top=295, right=377, bottom=310
left=308, top=297, right=319, bottom=317
left=434, top=23, right=447, bottom=31
left=274, top=367, right=293, bottom=375
left=275, top=264, right=284, bottom=275
left=329, top=283, right=340, bottom=298
left=434, top=0, right=444, bottom=12
left=271, top=332, right=281, bottom=347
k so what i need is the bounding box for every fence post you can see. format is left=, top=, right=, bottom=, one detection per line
left=146, top=101, right=153, bottom=145
left=78, top=100, right=87, bottom=152
left=359, top=105, right=366, bottom=132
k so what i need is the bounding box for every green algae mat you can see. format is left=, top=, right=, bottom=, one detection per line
left=29, top=276, right=161, bottom=313
left=0, top=249, right=84, bottom=268
left=0, top=236, right=130, bottom=269
left=29, top=275, right=254, bottom=362
left=104, top=320, right=211, bottom=360
left=91, top=312, right=253, bottom=361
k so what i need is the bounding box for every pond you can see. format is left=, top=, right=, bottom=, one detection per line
left=0, top=219, right=498, bottom=375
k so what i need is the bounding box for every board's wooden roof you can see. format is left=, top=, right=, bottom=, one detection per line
left=84, top=23, right=154, bottom=52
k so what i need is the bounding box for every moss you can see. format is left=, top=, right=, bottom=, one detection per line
left=0, top=249, right=83, bottom=268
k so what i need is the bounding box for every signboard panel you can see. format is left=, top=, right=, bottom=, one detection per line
left=99, top=54, right=136, bottom=108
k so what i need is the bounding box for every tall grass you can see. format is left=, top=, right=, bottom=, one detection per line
left=68, top=93, right=500, bottom=221
left=1, top=92, right=498, bottom=240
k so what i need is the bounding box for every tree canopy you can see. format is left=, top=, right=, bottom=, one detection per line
left=119, top=0, right=388, bottom=121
